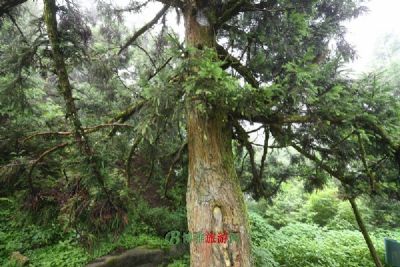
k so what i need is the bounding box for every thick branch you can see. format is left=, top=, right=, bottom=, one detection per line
left=126, top=136, right=143, bottom=182
left=118, top=5, right=170, bottom=55
left=233, top=112, right=318, bottom=125
left=108, top=99, right=146, bottom=137
left=239, top=2, right=293, bottom=13
left=216, top=44, right=259, bottom=88
left=0, top=0, right=27, bottom=17
left=7, top=12, right=28, bottom=44
left=215, top=0, right=247, bottom=28
left=259, top=126, right=269, bottom=179
left=233, top=120, right=265, bottom=199
left=109, top=99, right=147, bottom=124
left=21, top=124, right=133, bottom=143
left=234, top=111, right=399, bottom=154
left=148, top=56, right=173, bottom=80
left=155, top=0, right=182, bottom=9
left=291, top=142, right=346, bottom=184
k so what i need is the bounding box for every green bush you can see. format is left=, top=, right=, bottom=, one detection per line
left=260, top=180, right=308, bottom=228
left=0, top=196, right=171, bottom=266
left=249, top=211, right=400, bottom=267
left=305, top=189, right=339, bottom=226
left=135, top=199, right=187, bottom=236
left=27, top=239, right=89, bottom=267
left=167, top=255, right=190, bottom=267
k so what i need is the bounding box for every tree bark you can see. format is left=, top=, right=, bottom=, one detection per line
left=184, top=2, right=251, bottom=266
left=349, top=198, right=383, bottom=267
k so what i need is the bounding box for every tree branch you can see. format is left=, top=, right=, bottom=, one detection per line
left=259, top=126, right=269, bottom=179
left=108, top=99, right=147, bottom=137
left=154, top=0, right=182, bottom=9
left=126, top=136, right=143, bottom=182
left=28, top=142, right=72, bottom=194
left=216, top=44, right=259, bottom=88
left=164, top=142, right=188, bottom=198
left=21, top=124, right=134, bottom=143
left=134, top=43, right=157, bottom=69
left=357, top=133, right=376, bottom=192
left=110, top=100, right=146, bottom=124
left=233, top=120, right=266, bottom=199
left=148, top=56, right=173, bottom=81
left=0, top=0, right=27, bottom=17
left=118, top=5, right=170, bottom=55
left=239, top=2, right=292, bottom=13
left=215, top=0, right=247, bottom=28
left=233, top=112, right=317, bottom=125
left=291, top=142, right=347, bottom=185
left=7, top=12, right=28, bottom=44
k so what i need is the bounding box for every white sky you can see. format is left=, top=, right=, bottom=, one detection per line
left=344, top=0, right=400, bottom=74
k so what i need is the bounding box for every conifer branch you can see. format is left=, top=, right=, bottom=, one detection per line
left=118, top=5, right=170, bottom=55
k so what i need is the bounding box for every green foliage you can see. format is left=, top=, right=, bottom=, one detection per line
left=327, top=200, right=372, bottom=230
left=182, top=48, right=241, bottom=113
left=367, top=196, right=400, bottom=228
left=1, top=0, right=399, bottom=266
left=167, top=255, right=190, bottom=267
left=249, top=211, right=400, bottom=267
left=249, top=212, right=279, bottom=267
left=133, top=197, right=187, bottom=236
left=305, top=189, right=340, bottom=226
left=0, top=198, right=172, bottom=266
left=27, top=239, right=89, bottom=267
left=249, top=179, right=308, bottom=228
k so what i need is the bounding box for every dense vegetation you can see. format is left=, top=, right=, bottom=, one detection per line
left=249, top=180, right=400, bottom=267
left=1, top=0, right=400, bottom=266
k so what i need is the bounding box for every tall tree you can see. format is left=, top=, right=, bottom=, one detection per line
left=101, top=0, right=366, bottom=265
left=5, top=0, right=397, bottom=266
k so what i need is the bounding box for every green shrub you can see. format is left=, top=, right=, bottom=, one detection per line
left=135, top=199, right=187, bottom=236
left=249, top=211, right=399, bottom=267
left=167, top=255, right=190, bottom=267
left=261, top=180, right=308, bottom=228
left=27, top=239, right=89, bottom=267
left=305, top=189, right=339, bottom=226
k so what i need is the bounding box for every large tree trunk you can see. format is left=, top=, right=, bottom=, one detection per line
left=184, top=3, right=252, bottom=267
left=349, top=198, right=383, bottom=267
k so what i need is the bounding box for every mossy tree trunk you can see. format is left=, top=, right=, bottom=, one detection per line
left=349, top=198, right=383, bottom=267
left=43, top=0, right=108, bottom=193
left=184, top=1, right=251, bottom=266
